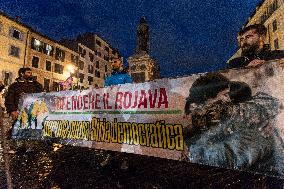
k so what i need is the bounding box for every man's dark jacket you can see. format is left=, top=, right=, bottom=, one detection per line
left=5, top=77, right=43, bottom=114
left=228, top=49, right=284, bottom=69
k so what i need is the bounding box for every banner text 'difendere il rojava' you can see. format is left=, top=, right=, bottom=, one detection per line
left=13, top=61, right=284, bottom=178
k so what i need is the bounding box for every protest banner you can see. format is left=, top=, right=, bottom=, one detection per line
left=12, top=61, right=284, bottom=177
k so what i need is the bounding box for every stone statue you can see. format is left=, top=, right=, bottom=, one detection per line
left=136, top=17, right=149, bottom=54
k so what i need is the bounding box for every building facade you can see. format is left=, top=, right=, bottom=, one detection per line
left=0, top=12, right=79, bottom=91
left=0, top=12, right=121, bottom=90
left=0, top=13, right=29, bottom=86
left=62, top=33, right=121, bottom=88
left=246, top=0, right=284, bottom=50
left=27, top=32, right=79, bottom=91
left=229, top=0, right=284, bottom=61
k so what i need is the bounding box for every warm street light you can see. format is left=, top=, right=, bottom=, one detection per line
left=66, top=64, right=75, bottom=75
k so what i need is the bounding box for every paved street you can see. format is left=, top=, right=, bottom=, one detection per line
left=0, top=144, right=282, bottom=189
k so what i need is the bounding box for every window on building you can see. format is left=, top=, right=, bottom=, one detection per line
left=272, top=20, right=277, bottom=32
left=54, top=63, right=64, bottom=74
left=88, top=65, right=94, bottom=74
left=260, top=14, right=267, bottom=24
left=97, top=51, right=101, bottom=57
left=103, top=55, right=109, bottom=61
left=95, top=70, right=101, bottom=78
left=3, top=72, right=11, bottom=86
left=140, top=64, right=146, bottom=70
left=79, top=60, right=84, bottom=70
left=89, top=52, right=94, bottom=62
left=46, top=60, right=52, bottom=71
left=52, top=82, right=61, bottom=91
left=274, top=38, right=279, bottom=49
left=32, top=56, right=39, bottom=68
left=105, top=65, right=108, bottom=72
left=9, top=45, right=20, bottom=58
left=55, top=48, right=65, bottom=61
left=31, top=38, right=43, bottom=52
left=9, top=27, right=23, bottom=40
left=79, top=73, right=84, bottom=83
left=105, top=46, right=109, bottom=52
left=0, top=22, right=3, bottom=33
left=71, top=54, right=78, bottom=64
left=78, top=46, right=86, bottom=58
left=131, top=65, right=136, bottom=71
left=132, top=72, right=146, bottom=83
left=272, top=0, right=278, bottom=11
left=96, top=61, right=100, bottom=69
left=88, top=76, right=93, bottom=85
left=96, top=40, right=101, bottom=47
left=43, top=78, right=50, bottom=92
left=44, top=43, right=54, bottom=56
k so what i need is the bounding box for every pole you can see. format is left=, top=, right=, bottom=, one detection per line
left=0, top=108, right=13, bottom=189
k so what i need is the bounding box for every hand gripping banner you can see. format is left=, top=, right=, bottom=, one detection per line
left=12, top=61, right=284, bottom=178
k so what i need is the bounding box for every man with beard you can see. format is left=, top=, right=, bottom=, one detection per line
left=5, top=67, right=43, bottom=121
left=184, top=73, right=284, bottom=177
left=228, top=24, right=284, bottom=69
left=4, top=67, right=43, bottom=151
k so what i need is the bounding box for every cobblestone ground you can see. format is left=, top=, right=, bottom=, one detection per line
left=0, top=144, right=282, bottom=189
left=0, top=143, right=7, bottom=189
left=0, top=114, right=283, bottom=189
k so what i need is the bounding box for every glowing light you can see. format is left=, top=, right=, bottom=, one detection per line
left=66, top=64, right=75, bottom=74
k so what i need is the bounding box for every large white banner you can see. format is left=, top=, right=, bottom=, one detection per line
left=12, top=61, right=284, bottom=178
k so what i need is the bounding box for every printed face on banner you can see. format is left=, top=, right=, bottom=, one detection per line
left=12, top=61, right=284, bottom=178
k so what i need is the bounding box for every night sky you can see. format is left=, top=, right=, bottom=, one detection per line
left=1, top=0, right=261, bottom=77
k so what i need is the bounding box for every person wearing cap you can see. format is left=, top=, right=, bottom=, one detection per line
left=228, top=24, right=284, bottom=69
left=184, top=73, right=284, bottom=177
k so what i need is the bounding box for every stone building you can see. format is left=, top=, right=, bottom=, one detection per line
left=28, top=32, right=79, bottom=91
left=229, top=0, right=284, bottom=61
left=246, top=0, right=284, bottom=50
left=0, top=12, right=79, bottom=91
left=61, top=33, right=121, bottom=88
left=0, top=12, right=29, bottom=86
left=0, top=11, right=121, bottom=90
left=128, top=17, right=160, bottom=83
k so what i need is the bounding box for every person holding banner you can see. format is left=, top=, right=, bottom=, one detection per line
left=5, top=67, right=43, bottom=120
left=101, top=58, right=133, bottom=169
left=104, top=58, right=133, bottom=87
left=4, top=67, right=43, bottom=145
left=228, top=24, right=284, bottom=69
left=184, top=73, right=284, bottom=177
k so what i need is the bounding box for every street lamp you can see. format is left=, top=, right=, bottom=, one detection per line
left=66, top=64, right=75, bottom=76
left=60, top=64, right=77, bottom=90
